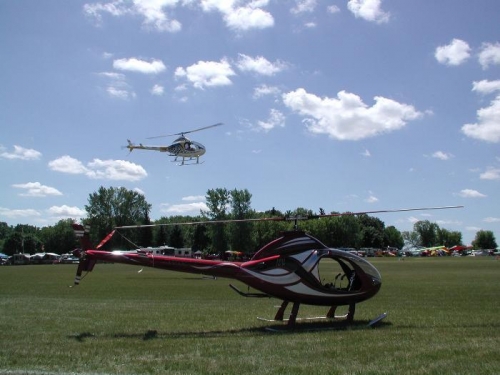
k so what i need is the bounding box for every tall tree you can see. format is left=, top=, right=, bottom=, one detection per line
left=384, top=226, right=404, bottom=249
left=84, top=186, right=152, bottom=249
left=38, top=219, right=78, bottom=254
left=472, top=230, right=497, bottom=250
left=358, top=215, right=385, bottom=248
left=229, top=189, right=254, bottom=254
left=413, top=220, right=439, bottom=247
left=202, top=188, right=231, bottom=256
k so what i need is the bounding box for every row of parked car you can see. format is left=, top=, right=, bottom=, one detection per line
left=1, top=252, right=80, bottom=265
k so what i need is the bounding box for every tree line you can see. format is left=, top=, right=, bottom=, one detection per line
left=0, top=186, right=497, bottom=256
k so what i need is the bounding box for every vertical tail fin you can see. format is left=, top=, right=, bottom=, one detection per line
left=71, top=224, right=97, bottom=286
left=72, top=224, right=93, bottom=250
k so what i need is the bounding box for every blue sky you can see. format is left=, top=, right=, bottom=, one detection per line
left=1, top=0, right=499, bottom=246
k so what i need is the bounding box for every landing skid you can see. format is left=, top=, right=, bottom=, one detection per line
left=172, top=160, right=205, bottom=166
left=258, top=300, right=356, bottom=328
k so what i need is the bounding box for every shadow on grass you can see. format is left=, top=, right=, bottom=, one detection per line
left=68, top=319, right=392, bottom=342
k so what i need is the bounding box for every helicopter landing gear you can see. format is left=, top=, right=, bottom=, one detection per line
left=259, top=300, right=357, bottom=327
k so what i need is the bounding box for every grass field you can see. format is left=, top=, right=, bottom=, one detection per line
left=1, top=257, right=499, bottom=374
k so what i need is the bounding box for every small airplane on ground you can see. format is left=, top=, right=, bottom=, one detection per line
left=126, top=123, right=222, bottom=165
left=71, top=206, right=462, bottom=328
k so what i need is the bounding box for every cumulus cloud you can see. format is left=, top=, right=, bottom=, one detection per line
left=12, top=182, right=63, bottom=197
left=174, top=59, right=236, bottom=89
left=113, top=58, right=166, bottom=74
left=457, top=189, right=487, bottom=198
left=291, top=0, right=317, bottom=14
left=431, top=151, right=453, bottom=160
left=84, top=0, right=181, bottom=32
left=461, top=95, right=500, bottom=143
left=0, top=145, right=42, bottom=160
left=47, top=205, right=86, bottom=220
left=256, top=109, right=285, bottom=132
left=236, top=54, right=287, bottom=76
left=435, top=39, right=471, bottom=66
left=347, top=0, right=390, bottom=24
left=484, top=217, right=500, bottom=223
left=48, top=155, right=147, bottom=181
left=365, top=194, right=379, bottom=203
left=480, top=167, right=500, bottom=180
left=478, top=42, right=500, bottom=69
left=472, top=80, right=500, bottom=95
left=0, top=207, right=41, bottom=219
left=282, top=88, right=422, bottom=140
left=151, top=84, right=164, bottom=96
left=98, top=71, right=136, bottom=99
left=253, top=84, right=281, bottom=99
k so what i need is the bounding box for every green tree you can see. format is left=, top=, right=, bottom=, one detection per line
left=169, top=225, right=184, bottom=248
left=38, top=219, right=78, bottom=254
left=192, top=224, right=210, bottom=252
left=413, top=220, right=439, bottom=247
left=358, top=215, right=385, bottom=248
left=203, top=188, right=230, bottom=256
left=229, top=188, right=255, bottom=254
left=437, top=228, right=462, bottom=248
left=384, top=226, right=404, bottom=249
left=84, top=186, right=152, bottom=249
left=472, top=230, right=497, bottom=250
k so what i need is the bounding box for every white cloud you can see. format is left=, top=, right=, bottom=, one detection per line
left=0, top=207, right=41, bottom=219
left=174, top=59, right=236, bottom=89
left=0, top=145, right=42, bottom=160
left=236, top=54, right=287, bottom=76
left=253, top=84, right=281, bottom=99
left=478, top=42, right=500, bottom=69
left=255, top=109, right=285, bottom=132
left=480, top=167, right=500, bottom=180
left=365, top=194, right=378, bottom=203
left=84, top=0, right=181, bottom=32
left=47, top=205, right=86, bottom=220
left=431, top=151, right=453, bottom=160
left=12, top=182, right=63, bottom=197
left=98, top=71, right=136, bottom=99
left=472, top=80, right=500, bottom=95
left=151, top=84, right=164, bottom=96
left=457, top=189, right=487, bottom=198
left=86, top=159, right=148, bottom=181
left=160, top=202, right=208, bottom=215
left=282, top=88, right=422, bottom=140
left=327, top=5, right=340, bottom=14
left=107, top=86, right=136, bottom=100
left=224, top=5, right=274, bottom=31
left=484, top=217, right=500, bottom=223
left=200, top=0, right=274, bottom=31
left=113, top=58, right=166, bottom=74
left=347, top=0, right=389, bottom=24
left=435, top=39, right=471, bottom=66
left=461, top=95, right=500, bottom=143
left=48, top=156, right=147, bottom=182
left=291, top=0, right=317, bottom=14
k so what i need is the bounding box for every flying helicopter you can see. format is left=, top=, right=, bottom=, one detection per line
left=126, top=122, right=223, bottom=165
left=71, top=206, right=462, bottom=328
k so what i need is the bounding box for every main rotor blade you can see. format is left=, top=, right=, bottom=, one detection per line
left=114, top=205, right=463, bottom=229
left=146, top=122, right=223, bottom=140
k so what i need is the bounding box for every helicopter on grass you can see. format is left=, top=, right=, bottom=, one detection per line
left=126, top=123, right=223, bottom=165
left=71, top=206, right=462, bottom=329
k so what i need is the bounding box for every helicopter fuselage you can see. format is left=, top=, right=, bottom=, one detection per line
left=75, top=230, right=381, bottom=308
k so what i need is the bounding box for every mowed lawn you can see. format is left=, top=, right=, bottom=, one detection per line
left=1, top=256, right=499, bottom=375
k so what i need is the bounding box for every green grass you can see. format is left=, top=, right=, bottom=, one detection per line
left=1, top=257, right=499, bottom=374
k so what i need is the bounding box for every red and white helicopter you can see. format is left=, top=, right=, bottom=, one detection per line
left=71, top=206, right=462, bottom=328
left=126, top=123, right=222, bottom=165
